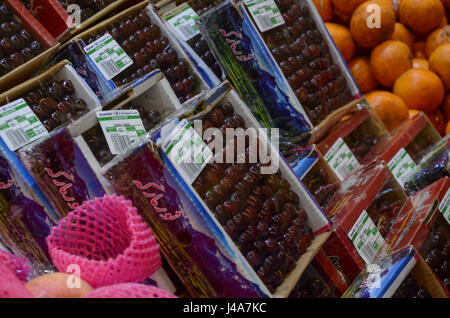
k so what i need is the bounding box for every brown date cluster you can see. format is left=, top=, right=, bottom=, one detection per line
left=0, top=3, right=44, bottom=76
left=289, top=275, right=332, bottom=298
left=266, top=0, right=352, bottom=125
left=189, top=0, right=223, bottom=15
left=192, top=102, right=314, bottom=292
left=57, top=0, right=115, bottom=23
left=421, top=226, right=449, bottom=290
left=85, top=11, right=198, bottom=102
left=21, top=79, right=88, bottom=131
left=302, top=164, right=338, bottom=208
left=393, top=275, right=432, bottom=298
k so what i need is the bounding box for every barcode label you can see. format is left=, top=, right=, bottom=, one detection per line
left=439, top=188, right=450, bottom=225
left=388, top=148, right=417, bottom=189
left=245, top=0, right=285, bottom=32
left=97, top=110, right=146, bottom=155
left=84, top=33, right=133, bottom=80
left=325, top=137, right=361, bottom=182
left=165, top=4, right=200, bottom=41
left=0, top=99, right=48, bottom=151
left=348, top=210, right=386, bottom=264
left=162, top=119, right=213, bottom=184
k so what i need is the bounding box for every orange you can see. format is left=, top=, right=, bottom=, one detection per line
left=446, top=121, right=450, bottom=135
left=399, top=0, right=445, bottom=35
left=441, top=93, right=450, bottom=120
left=429, top=43, right=450, bottom=89
left=427, top=109, right=446, bottom=135
left=393, top=69, right=445, bottom=112
left=425, top=26, right=450, bottom=57
left=348, top=56, right=379, bottom=93
left=313, top=0, right=334, bottom=22
left=350, top=1, right=396, bottom=48
left=366, top=91, right=409, bottom=131
left=439, top=16, right=448, bottom=27
left=332, top=9, right=351, bottom=25
left=331, top=0, right=366, bottom=16
left=325, top=23, right=356, bottom=62
left=408, top=109, right=420, bottom=118
left=412, top=58, right=429, bottom=69
left=388, top=23, right=415, bottom=50
left=413, top=41, right=427, bottom=58
left=370, top=41, right=413, bottom=87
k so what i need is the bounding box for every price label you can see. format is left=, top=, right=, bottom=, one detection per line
left=161, top=120, right=213, bottom=184
left=245, top=0, right=285, bottom=32
left=348, top=210, right=386, bottom=264
left=388, top=148, right=417, bottom=189
left=0, top=99, right=48, bottom=151
left=325, top=137, right=361, bottom=182
left=165, top=4, right=200, bottom=41
left=97, top=110, right=146, bottom=155
left=439, top=188, right=450, bottom=225
left=84, top=33, right=133, bottom=80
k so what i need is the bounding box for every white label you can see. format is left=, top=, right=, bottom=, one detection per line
left=84, top=34, right=133, bottom=80
left=348, top=210, right=386, bottom=264
left=388, top=148, right=417, bottom=189
left=0, top=99, right=48, bottom=151
left=97, top=110, right=146, bottom=155
left=166, top=5, right=200, bottom=41
left=439, top=188, right=450, bottom=225
left=245, top=0, right=285, bottom=32
left=161, top=120, right=213, bottom=184
left=324, top=137, right=361, bottom=182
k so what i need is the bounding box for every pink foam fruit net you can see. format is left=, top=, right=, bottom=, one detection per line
left=0, top=249, right=31, bottom=282
left=85, top=283, right=177, bottom=298
left=46, top=195, right=162, bottom=288
left=0, top=259, right=32, bottom=298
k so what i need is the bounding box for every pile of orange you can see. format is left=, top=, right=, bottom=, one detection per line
left=317, top=0, right=450, bottom=135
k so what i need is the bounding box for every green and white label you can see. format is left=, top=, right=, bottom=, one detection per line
left=84, top=33, right=133, bottom=80
left=439, top=188, right=450, bottom=225
left=97, top=110, right=146, bottom=155
left=162, top=119, right=213, bottom=184
left=165, top=4, right=200, bottom=41
left=325, top=137, right=361, bottom=182
left=0, top=99, right=48, bottom=151
left=245, top=0, right=285, bottom=33
left=388, top=148, right=417, bottom=189
left=348, top=210, right=385, bottom=264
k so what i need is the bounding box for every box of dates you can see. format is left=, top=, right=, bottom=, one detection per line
left=343, top=246, right=447, bottom=298
left=68, top=0, right=209, bottom=106
left=317, top=106, right=389, bottom=182
left=322, top=161, right=413, bottom=283
left=102, top=84, right=332, bottom=297
left=238, top=0, right=361, bottom=139
left=0, top=152, right=56, bottom=277
left=384, top=178, right=450, bottom=294
left=0, top=0, right=59, bottom=93
left=285, top=144, right=340, bottom=209
left=198, top=0, right=318, bottom=151
left=404, top=135, right=450, bottom=195
left=70, top=70, right=183, bottom=187
left=160, top=1, right=224, bottom=88
left=363, top=112, right=442, bottom=190
left=289, top=249, right=349, bottom=298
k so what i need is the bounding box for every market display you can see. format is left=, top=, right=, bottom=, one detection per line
left=0, top=0, right=448, bottom=300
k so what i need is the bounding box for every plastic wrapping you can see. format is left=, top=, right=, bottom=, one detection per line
left=286, top=145, right=340, bottom=209
left=0, top=154, right=54, bottom=276
left=239, top=0, right=360, bottom=129
left=404, top=135, right=450, bottom=195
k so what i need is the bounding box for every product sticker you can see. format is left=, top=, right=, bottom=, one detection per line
left=165, top=4, right=200, bottom=41
left=97, top=110, right=146, bottom=155
left=388, top=148, right=417, bottom=189
left=0, top=99, right=48, bottom=151
left=84, top=33, right=133, bottom=80
left=325, top=137, right=361, bottom=182
left=348, top=210, right=386, bottom=264
left=162, top=119, right=213, bottom=184
left=438, top=188, right=450, bottom=225
left=245, top=0, right=285, bottom=33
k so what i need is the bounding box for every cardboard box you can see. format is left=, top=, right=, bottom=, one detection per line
left=317, top=106, right=389, bottom=182
left=322, top=162, right=413, bottom=282
left=101, top=83, right=331, bottom=297
left=0, top=0, right=59, bottom=93
left=286, top=144, right=340, bottom=209
left=65, top=0, right=209, bottom=106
